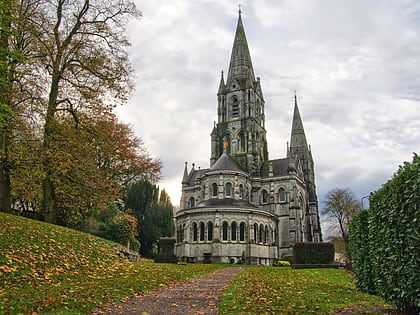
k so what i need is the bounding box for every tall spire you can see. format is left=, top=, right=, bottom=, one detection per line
left=217, top=70, right=225, bottom=95
left=182, top=162, right=189, bottom=185
left=290, top=93, right=308, bottom=152
left=226, top=9, right=255, bottom=85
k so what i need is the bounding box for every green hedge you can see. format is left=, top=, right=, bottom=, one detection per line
left=293, top=242, right=334, bottom=264
left=348, top=210, right=375, bottom=293
left=349, top=154, right=420, bottom=311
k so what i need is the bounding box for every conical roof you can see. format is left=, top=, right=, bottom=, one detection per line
left=290, top=94, right=308, bottom=149
left=210, top=152, right=243, bottom=171
left=226, top=10, right=255, bottom=84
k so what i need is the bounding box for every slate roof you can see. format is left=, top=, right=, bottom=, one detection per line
left=196, top=198, right=259, bottom=209
left=210, top=152, right=243, bottom=172
left=271, top=158, right=290, bottom=176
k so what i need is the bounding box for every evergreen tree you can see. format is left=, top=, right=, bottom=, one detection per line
left=124, top=181, right=175, bottom=257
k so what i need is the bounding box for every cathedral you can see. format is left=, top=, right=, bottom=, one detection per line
left=175, top=11, right=322, bottom=265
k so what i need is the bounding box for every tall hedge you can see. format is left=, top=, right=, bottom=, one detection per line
left=349, top=154, right=420, bottom=311
left=348, top=210, right=375, bottom=293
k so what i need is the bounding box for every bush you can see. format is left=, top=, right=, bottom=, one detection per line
left=293, top=242, right=334, bottom=264
left=349, top=154, right=420, bottom=311
left=109, top=213, right=138, bottom=247
left=281, top=254, right=294, bottom=265
left=277, top=260, right=291, bottom=267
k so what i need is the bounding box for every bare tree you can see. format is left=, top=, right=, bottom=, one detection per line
left=322, top=188, right=360, bottom=261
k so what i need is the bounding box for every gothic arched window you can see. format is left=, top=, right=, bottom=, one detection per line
left=261, top=189, right=268, bottom=204
left=240, top=222, right=246, bottom=241
left=259, top=224, right=264, bottom=243
left=239, top=132, right=246, bottom=152
left=192, top=223, right=198, bottom=242
left=279, top=188, right=286, bottom=202
left=225, top=182, right=232, bottom=197
left=239, top=184, right=244, bottom=199
left=189, top=197, right=195, bottom=208
left=231, top=97, right=239, bottom=118
left=207, top=222, right=213, bottom=241
left=222, top=221, right=228, bottom=241
left=231, top=222, right=237, bottom=241
left=253, top=223, right=258, bottom=242
left=199, top=222, right=205, bottom=241
left=264, top=225, right=269, bottom=244
left=212, top=183, right=218, bottom=197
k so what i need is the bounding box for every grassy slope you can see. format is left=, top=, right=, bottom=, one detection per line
left=220, top=266, right=391, bottom=314
left=0, top=212, right=224, bottom=314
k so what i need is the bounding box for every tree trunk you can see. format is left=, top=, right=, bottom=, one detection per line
left=0, top=0, right=12, bottom=212
left=0, top=129, right=11, bottom=212
left=42, top=70, right=60, bottom=223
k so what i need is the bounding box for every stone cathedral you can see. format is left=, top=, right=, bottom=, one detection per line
left=175, top=11, right=322, bottom=265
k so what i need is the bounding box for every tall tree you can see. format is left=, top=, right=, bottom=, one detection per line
left=0, top=0, right=42, bottom=212
left=124, top=181, right=175, bottom=257
left=322, top=188, right=360, bottom=261
left=28, top=0, right=141, bottom=223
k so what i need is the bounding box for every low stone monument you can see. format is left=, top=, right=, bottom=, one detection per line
left=154, top=237, right=177, bottom=263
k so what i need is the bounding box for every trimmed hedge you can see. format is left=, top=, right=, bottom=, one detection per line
left=293, top=242, right=334, bottom=264
left=348, top=210, right=375, bottom=293
left=349, top=154, right=420, bottom=311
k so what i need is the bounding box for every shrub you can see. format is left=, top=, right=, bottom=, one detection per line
left=293, top=242, right=334, bottom=264
left=277, top=260, right=291, bottom=267
left=281, top=253, right=294, bottom=265
left=349, top=154, right=420, bottom=311
left=109, top=213, right=138, bottom=247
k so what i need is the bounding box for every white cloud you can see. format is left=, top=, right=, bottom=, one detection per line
left=119, top=0, right=420, bottom=209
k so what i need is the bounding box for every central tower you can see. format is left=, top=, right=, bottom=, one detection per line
left=211, top=10, right=268, bottom=176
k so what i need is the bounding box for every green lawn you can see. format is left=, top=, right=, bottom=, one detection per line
left=1, top=212, right=390, bottom=314
left=220, top=266, right=390, bottom=314
left=0, top=213, right=224, bottom=314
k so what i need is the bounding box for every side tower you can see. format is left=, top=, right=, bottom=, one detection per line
left=211, top=10, right=268, bottom=176
left=288, top=94, right=322, bottom=242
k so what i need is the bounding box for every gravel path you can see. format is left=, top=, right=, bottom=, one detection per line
left=92, top=267, right=243, bottom=315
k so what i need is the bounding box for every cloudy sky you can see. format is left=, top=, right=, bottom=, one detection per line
left=117, top=0, right=420, bottom=218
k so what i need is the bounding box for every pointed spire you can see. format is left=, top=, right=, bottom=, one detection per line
left=217, top=70, right=225, bottom=95
left=182, top=162, right=189, bottom=185
left=226, top=9, right=255, bottom=85
left=290, top=93, right=308, bottom=151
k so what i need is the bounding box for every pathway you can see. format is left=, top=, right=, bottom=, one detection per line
left=92, top=267, right=243, bottom=315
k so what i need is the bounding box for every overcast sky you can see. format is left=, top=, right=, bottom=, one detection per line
left=117, top=0, right=420, bottom=219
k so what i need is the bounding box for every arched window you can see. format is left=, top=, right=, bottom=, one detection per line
left=239, top=133, right=246, bottom=152
left=253, top=223, right=258, bottom=242
left=239, top=184, right=244, bottom=199
left=240, top=222, right=246, bottom=241
left=222, top=222, right=228, bottom=241
left=202, top=185, right=206, bottom=199
left=261, top=190, right=268, bottom=204
left=199, top=222, right=205, bottom=241
left=225, top=182, right=232, bottom=197
left=231, top=97, right=239, bottom=118
left=207, top=222, right=213, bottom=241
left=264, top=225, right=268, bottom=244
left=189, top=196, right=195, bottom=208
left=192, top=223, right=198, bottom=242
left=181, top=224, right=185, bottom=242
left=231, top=222, right=237, bottom=241
left=212, top=183, right=218, bottom=197
left=279, top=188, right=286, bottom=202
left=259, top=224, right=264, bottom=243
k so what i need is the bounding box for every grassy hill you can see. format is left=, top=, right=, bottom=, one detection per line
left=0, top=212, right=223, bottom=314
